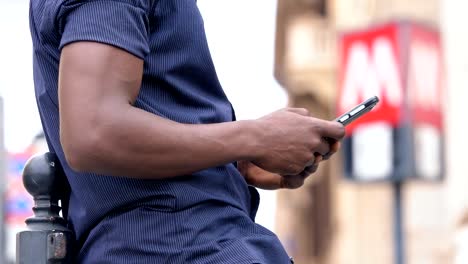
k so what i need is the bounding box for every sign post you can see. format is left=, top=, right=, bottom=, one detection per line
left=337, top=21, right=445, bottom=264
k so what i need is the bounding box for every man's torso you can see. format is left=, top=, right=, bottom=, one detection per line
left=29, top=0, right=290, bottom=262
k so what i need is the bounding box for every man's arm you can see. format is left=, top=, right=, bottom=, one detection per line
left=59, top=42, right=345, bottom=179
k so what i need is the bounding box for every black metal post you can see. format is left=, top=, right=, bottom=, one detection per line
left=393, top=181, right=405, bottom=264
left=16, top=152, right=73, bottom=264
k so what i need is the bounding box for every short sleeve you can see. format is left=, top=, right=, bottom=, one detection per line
left=58, top=0, right=151, bottom=59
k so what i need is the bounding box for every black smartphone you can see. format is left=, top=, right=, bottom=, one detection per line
left=335, top=96, right=380, bottom=126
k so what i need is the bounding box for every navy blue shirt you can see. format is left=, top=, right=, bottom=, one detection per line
left=29, top=0, right=291, bottom=263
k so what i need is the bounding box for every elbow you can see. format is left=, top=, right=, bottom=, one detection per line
left=61, top=126, right=104, bottom=173
left=62, top=144, right=89, bottom=173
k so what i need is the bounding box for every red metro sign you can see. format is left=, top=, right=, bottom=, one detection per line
left=337, top=22, right=444, bottom=134
left=337, top=22, right=445, bottom=182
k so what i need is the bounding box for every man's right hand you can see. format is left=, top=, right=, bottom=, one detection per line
left=250, top=108, right=345, bottom=175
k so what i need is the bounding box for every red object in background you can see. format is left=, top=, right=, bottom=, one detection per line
left=337, top=23, right=404, bottom=134
left=337, top=21, right=444, bottom=134
left=407, top=24, right=444, bottom=130
left=5, top=150, right=35, bottom=225
left=337, top=21, right=445, bottom=182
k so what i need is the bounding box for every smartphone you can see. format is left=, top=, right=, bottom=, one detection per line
left=335, top=96, right=380, bottom=126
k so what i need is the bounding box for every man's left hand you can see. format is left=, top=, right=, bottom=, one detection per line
left=237, top=157, right=320, bottom=190
left=237, top=140, right=340, bottom=190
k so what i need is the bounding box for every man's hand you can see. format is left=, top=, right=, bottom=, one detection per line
left=249, top=108, right=345, bottom=176
left=238, top=140, right=341, bottom=190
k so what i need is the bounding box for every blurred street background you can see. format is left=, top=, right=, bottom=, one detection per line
left=1, top=0, right=468, bottom=263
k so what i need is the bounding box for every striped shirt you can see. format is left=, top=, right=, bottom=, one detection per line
left=29, top=0, right=291, bottom=263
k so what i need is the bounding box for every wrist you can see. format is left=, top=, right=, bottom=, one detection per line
left=236, top=120, right=264, bottom=161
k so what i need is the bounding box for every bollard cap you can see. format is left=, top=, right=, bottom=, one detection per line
left=22, top=152, right=67, bottom=198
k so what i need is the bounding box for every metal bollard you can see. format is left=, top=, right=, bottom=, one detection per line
left=16, top=152, right=74, bottom=264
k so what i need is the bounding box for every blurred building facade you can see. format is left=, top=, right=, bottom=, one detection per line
left=274, top=0, right=467, bottom=263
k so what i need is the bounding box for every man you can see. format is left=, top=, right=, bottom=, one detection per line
left=29, top=0, right=345, bottom=263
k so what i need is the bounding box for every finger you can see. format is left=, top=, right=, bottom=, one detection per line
left=282, top=162, right=321, bottom=189
left=280, top=175, right=305, bottom=189
left=243, top=162, right=283, bottom=190
left=314, top=154, right=323, bottom=165
left=305, top=158, right=315, bottom=167
left=301, top=164, right=319, bottom=176
left=285, top=107, right=309, bottom=116
left=251, top=172, right=283, bottom=190
left=314, top=139, right=330, bottom=156
left=298, top=163, right=319, bottom=178
left=284, top=164, right=319, bottom=188
left=329, top=140, right=341, bottom=155
left=323, top=141, right=341, bottom=160
left=316, top=120, right=346, bottom=140
left=301, top=153, right=319, bottom=166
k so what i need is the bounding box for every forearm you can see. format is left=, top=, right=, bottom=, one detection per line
left=63, top=103, right=259, bottom=179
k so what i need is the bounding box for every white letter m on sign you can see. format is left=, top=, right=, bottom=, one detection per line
left=340, top=37, right=403, bottom=111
